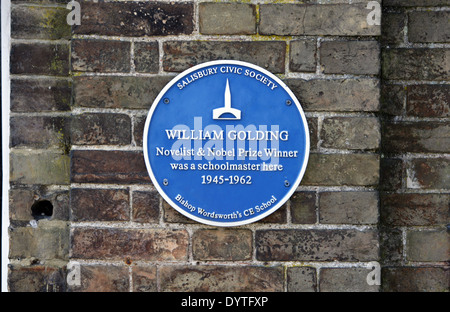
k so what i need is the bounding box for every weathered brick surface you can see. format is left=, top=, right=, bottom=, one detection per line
left=70, top=188, right=130, bottom=222
left=8, top=265, right=67, bottom=292
left=406, top=230, right=449, bottom=262
left=11, top=6, right=71, bottom=40
left=163, top=41, right=286, bottom=73
left=11, top=43, right=69, bottom=75
left=73, top=76, right=172, bottom=109
left=379, top=158, right=403, bottom=191
left=320, top=41, right=380, bottom=75
left=321, top=117, right=380, bottom=150
left=408, top=11, right=450, bottom=43
left=71, top=39, right=131, bottom=73
left=380, top=84, right=404, bottom=116
left=319, top=268, right=379, bottom=292
left=199, top=3, right=256, bottom=35
left=382, top=267, right=450, bottom=292
left=381, top=12, right=406, bottom=45
left=303, top=154, right=379, bottom=186
left=71, top=228, right=188, bottom=261
left=71, top=113, right=131, bottom=146
left=132, top=266, right=157, bottom=292
left=256, top=229, right=378, bottom=261
left=257, top=205, right=287, bottom=224
left=163, top=200, right=197, bottom=224
left=379, top=227, right=403, bottom=264
left=159, top=265, right=284, bottom=292
left=9, top=221, right=69, bottom=260
left=132, top=191, right=160, bottom=223
left=289, top=39, right=317, bottom=73
left=260, top=4, right=380, bottom=36
left=10, top=151, right=70, bottom=185
left=73, top=1, right=194, bottom=37
left=382, top=121, right=450, bottom=153
left=71, top=150, right=150, bottom=184
left=134, top=42, right=159, bottom=73
left=286, top=267, right=317, bottom=292
left=285, top=79, right=380, bottom=112
left=192, top=229, right=252, bottom=261
left=10, top=116, right=69, bottom=148
left=407, top=158, right=449, bottom=189
left=10, top=187, right=69, bottom=222
left=319, top=191, right=378, bottom=225
left=382, top=48, right=449, bottom=81
left=381, top=193, right=449, bottom=226
left=11, top=78, right=71, bottom=113
left=406, top=84, right=450, bottom=117
left=68, top=265, right=129, bottom=292
left=290, top=191, right=316, bottom=224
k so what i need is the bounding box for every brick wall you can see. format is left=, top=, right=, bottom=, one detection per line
left=380, top=0, right=449, bottom=292
left=5, top=0, right=448, bottom=292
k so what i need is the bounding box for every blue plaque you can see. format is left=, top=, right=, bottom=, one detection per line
left=143, top=60, right=309, bottom=226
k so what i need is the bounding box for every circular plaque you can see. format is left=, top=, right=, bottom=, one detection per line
left=143, top=60, right=309, bottom=226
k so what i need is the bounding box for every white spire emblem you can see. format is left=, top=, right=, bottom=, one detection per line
left=213, top=79, right=241, bottom=120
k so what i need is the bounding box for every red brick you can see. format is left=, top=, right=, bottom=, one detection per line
left=408, top=158, right=449, bottom=189
left=8, top=265, right=66, bottom=292
left=132, top=266, right=157, bottom=292
left=70, top=188, right=130, bottom=222
left=407, top=84, right=449, bottom=117
left=132, top=191, right=160, bottom=223
left=71, top=228, right=188, bottom=261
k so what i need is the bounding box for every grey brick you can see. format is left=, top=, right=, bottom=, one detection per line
left=321, top=117, right=380, bottom=150
left=319, top=268, right=380, bottom=292
left=409, top=11, right=450, bottom=43
left=73, top=75, right=173, bottom=110
left=289, top=39, right=317, bottom=72
left=382, top=48, right=449, bottom=81
left=260, top=4, right=380, bottom=36
left=303, top=153, right=380, bottom=186
left=163, top=41, right=286, bottom=73
left=319, top=191, right=379, bottom=225
left=320, top=41, right=379, bottom=75
left=256, top=229, right=378, bottom=261
left=199, top=3, right=256, bottom=35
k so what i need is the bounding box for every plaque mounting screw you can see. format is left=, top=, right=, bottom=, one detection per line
left=163, top=179, right=169, bottom=186
left=286, top=100, right=292, bottom=106
left=284, top=180, right=290, bottom=187
left=163, top=98, right=170, bottom=104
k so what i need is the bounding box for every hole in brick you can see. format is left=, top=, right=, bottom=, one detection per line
left=31, top=200, right=53, bottom=220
